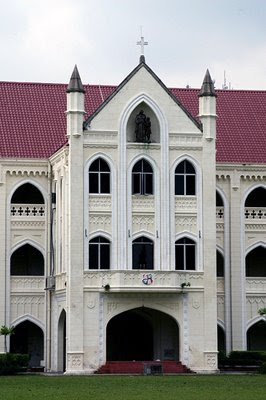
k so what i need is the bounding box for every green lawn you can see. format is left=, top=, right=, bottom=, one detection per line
left=0, top=375, right=266, bottom=400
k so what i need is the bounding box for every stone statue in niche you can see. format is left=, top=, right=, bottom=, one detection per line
left=135, top=110, right=152, bottom=143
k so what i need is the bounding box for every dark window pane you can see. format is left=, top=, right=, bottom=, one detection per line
left=132, top=174, right=141, bottom=194
left=100, top=173, right=110, bottom=193
left=175, top=176, right=184, bottom=195
left=175, top=246, right=184, bottom=270
left=142, top=160, right=153, bottom=173
left=185, top=161, right=195, bottom=174
left=89, top=159, right=100, bottom=172
left=132, top=160, right=142, bottom=172
left=100, top=244, right=110, bottom=269
left=89, top=244, right=98, bottom=269
left=186, top=175, right=195, bottom=195
left=145, top=174, right=153, bottom=195
left=89, top=173, right=99, bottom=193
left=175, top=161, right=185, bottom=173
left=186, top=246, right=195, bottom=270
left=99, top=159, right=110, bottom=172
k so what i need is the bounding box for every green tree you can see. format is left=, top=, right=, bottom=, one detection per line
left=0, top=325, right=15, bottom=353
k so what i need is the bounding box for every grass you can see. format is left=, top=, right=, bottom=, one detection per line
left=0, top=375, right=266, bottom=400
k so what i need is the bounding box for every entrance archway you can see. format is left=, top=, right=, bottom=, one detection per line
left=107, top=307, right=179, bottom=361
left=10, top=320, right=44, bottom=368
left=247, top=320, right=266, bottom=350
left=58, top=310, right=66, bottom=372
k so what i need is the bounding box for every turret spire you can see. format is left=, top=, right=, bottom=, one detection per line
left=199, top=69, right=216, bottom=97
left=67, top=65, right=85, bottom=93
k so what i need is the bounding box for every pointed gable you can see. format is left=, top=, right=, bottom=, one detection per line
left=83, top=60, right=202, bottom=132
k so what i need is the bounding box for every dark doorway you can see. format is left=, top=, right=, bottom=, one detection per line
left=10, top=321, right=44, bottom=368
left=247, top=320, right=266, bottom=350
left=58, top=310, right=66, bottom=372
left=107, top=307, right=179, bottom=361
left=217, top=325, right=226, bottom=351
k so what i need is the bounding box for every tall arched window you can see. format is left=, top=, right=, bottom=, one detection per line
left=132, top=236, right=154, bottom=269
left=175, top=238, right=196, bottom=270
left=89, top=236, right=110, bottom=269
left=89, top=158, right=110, bottom=194
left=175, top=160, right=196, bottom=195
left=132, top=159, right=153, bottom=195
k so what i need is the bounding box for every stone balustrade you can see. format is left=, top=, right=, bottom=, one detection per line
left=10, top=276, right=45, bottom=292
left=84, top=270, right=203, bottom=292
left=10, top=204, right=45, bottom=218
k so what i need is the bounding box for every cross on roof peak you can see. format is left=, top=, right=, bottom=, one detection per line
left=137, top=35, right=148, bottom=56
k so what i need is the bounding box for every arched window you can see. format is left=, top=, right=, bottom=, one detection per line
left=89, top=236, right=110, bottom=269
left=175, top=160, right=196, bottom=195
left=132, top=159, right=153, bottom=195
left=175, top=238, right=196, bottom=270
left=217, top=250, right=224, bottom=277
left=246, top=246, right=266, bottom=277
left=132, top=236, right=154, bottom=270
left=11, top=244, right=44, bottom=276
left=89, top=158, right=110, bottom=194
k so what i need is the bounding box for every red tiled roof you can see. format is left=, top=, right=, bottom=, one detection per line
left=1, top=81, right=266, bottom=163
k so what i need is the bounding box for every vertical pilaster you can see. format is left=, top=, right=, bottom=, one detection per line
left=199, top=70, right=218, bottom=370
left=65, top=66, right=86, bottom=373
left=0, top=176, right=6, bottom=352
left=230, top=171, right=245, bottom=349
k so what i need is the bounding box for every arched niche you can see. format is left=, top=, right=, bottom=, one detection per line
left=11, top=183, right=44, bottom=204
left=246, top=246, right=266, bottom=277
left=126, top=102, right=160, bottom=143
left=11, top=244, right=44, bottom=276
left=247, top=320, right=266, bottom=350
left=245, top=187, right=266, bottom=207
left=217, top=325, right=226, bottom=351
left=58, top=310, right=66, bottom=372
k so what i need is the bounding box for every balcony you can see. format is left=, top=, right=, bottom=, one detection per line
left=246, top=277, right=266, bottom=294
left=83, top=270, right=204, bottom=292
left=244, top=207, right=266, bottom=231
left=10, top=276, right=45, bottom=293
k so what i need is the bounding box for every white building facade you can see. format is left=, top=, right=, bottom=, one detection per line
left=0, top=59, right=265, bottom=373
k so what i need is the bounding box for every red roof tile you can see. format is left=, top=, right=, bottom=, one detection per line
left=0, top=81, right=266, bottom=163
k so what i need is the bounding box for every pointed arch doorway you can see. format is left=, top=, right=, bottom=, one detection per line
left=58, top=310, right=66, bottom=372
left=106, top=307, right=179, bottom=361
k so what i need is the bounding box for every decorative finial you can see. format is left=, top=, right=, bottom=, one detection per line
left=137, top=27, right=148, bottom=63
left=67, top=65, right=85, bottom=94
left=198, top=69, right=216, bottom=97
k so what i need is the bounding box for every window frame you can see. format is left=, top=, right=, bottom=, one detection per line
left=89, top=158, right=111, bottom=194
left=175, top=237, right=196, bottom=271
left=132, top=159, right=153, bottom=195
left=132, top=236, right=154, bottom=270
left=175, top=160, right=196, bottom=196
left=89, top=236, right=111, bottom=270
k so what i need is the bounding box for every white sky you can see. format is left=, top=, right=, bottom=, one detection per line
left=1, top=0, right=266, bottom=89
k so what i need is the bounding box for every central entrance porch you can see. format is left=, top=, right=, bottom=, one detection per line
left=106, top=307, right=179, bottom=362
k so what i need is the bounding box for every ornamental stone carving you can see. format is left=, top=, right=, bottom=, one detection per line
left=67, top=352, right=84, bottom=371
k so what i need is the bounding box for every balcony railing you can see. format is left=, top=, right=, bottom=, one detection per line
left=10, top=276, right=45, bottom=292
left=84, top=270, right=203, bottom=292
left=244, top=207, right=266, bottom=220
left=10, top=204, right=45, bottom=218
